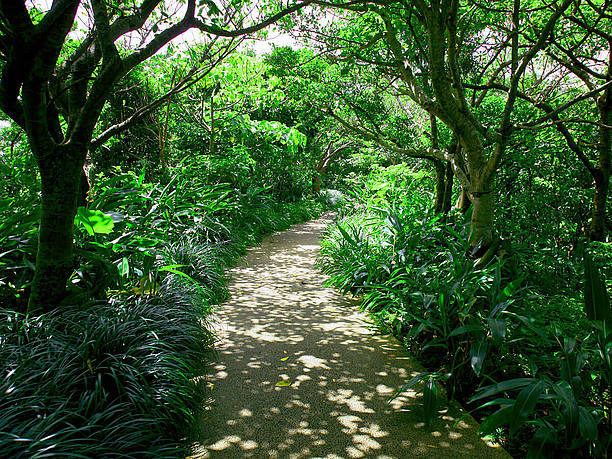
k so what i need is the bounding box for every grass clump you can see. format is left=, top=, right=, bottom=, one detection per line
left=0, top=282, right=212, bottom=458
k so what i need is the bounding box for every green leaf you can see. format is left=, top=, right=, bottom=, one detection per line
left=118, top=257, right=129, bottom=277
left=526, top=427, right=557, bottom=459
left=584, top=251, right=611, bottom=322
left=275, top=380, right=291, bottom=387
left=422, top=376, right=438, bottom=424
left=158, top=265, right=196, bottom=283
left=336, top=223, right=357, bottom=246
left=388, top=372, right=432, bottom=402
left=550, top=382, right=579, bottom=440
left=470, top=338, right=488, bottom=376
left=578, top=406, right=598, bottom=441
left=479, top=405, right=514, bottom=436
left=510, top=380, right=545, bottom=435
left=75, top=207, right=115, bottom=236
left=470, top=378, right=535, bottom=404
left=448, top=324, right=483, bottom=338
left=502, top=277, right=522, bottom=299
left=488, top=318, right=507, bottom=342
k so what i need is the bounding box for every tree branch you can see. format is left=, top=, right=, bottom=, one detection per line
left=325, top=105, right=448, bottom=162
left=193, top=0, right=314, bottom=37
left=520, top=79, right=612, bottom=127
left=91, top=41, right=237, bottom=150
left=485, top=0, right=574, bottom=180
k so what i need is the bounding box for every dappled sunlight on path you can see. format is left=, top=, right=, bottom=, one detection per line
left=190, top=215, right=510, bottom=458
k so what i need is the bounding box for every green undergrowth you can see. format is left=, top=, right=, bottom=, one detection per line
left=0, top=165, right=323, bottom=457
left=317, top=165, right=611, bottom=458
left=0, top=290, right=212, bottom=458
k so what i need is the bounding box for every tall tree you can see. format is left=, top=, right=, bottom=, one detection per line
left=301, top=0, right=573, bottom=248
left=522, top=1, right=612, bottom=241
left=0, top=0, right=312, bottom=312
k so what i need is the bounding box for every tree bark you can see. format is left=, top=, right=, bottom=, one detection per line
left=443, top=161, right=454, bottom=213
left=469, top=181, right=495, bottom=247
left=433, top=159, right=446, bottom=213
left=28, top=145, right=83, bottom=313
left=78, top=167, right=90, bottom=207
left=312, top=172, right=322, bottom=193
left=456, top=186, right=471, bottom=213
left=589, top=89, right=611, bottom=241
left=590, top=173, right=610, bottom=241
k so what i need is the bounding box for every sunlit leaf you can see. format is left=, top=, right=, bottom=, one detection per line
left=488, top=318, right=507, bottom=342
left=275, top=380, right=291, bottom=387
left=75, top=207, right=115, bottom=236
left=118, top=257, right=129, bottom=277
left=470, top=338, right=488, bottom=376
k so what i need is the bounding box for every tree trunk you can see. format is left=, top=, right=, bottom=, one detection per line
left=312, top=172, right=322, bottom=193
left=433, top=159, right=445, bottom=213
left=589, top=90, right=611, bottom=241
left=443, top=162, right=454, bottom=213
left=589, top=173, right=610, bottom=241
left=469, top=187, right=495, bottom=248
left=78, top=168, right=90, bottom=208
left=28, top=145, right=83, bottom=313
left=466, top=145, right=496, bottom=249
left=456, top=186, right=471, bottom=213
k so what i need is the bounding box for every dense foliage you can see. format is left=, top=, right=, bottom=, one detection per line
left=318, top=164, right=610, bottom=458
left=0, top=45, right=324, bottom=456
left=1, top=0, right=611, bottom=457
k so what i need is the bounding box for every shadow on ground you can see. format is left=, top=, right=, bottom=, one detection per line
left=190, top=216, right=510, bottom=458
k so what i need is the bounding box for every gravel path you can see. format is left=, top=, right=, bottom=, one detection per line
left=191, top=214, right=511, bottom=458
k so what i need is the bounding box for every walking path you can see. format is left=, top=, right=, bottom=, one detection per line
left=191, top=215, right=510, bottom=458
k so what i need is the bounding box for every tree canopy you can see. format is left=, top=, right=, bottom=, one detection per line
left=0, top=1, right=610, bottom=457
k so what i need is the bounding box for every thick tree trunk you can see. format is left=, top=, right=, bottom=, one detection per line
left=28, top=145, right=83, bottom=313
left=589, top=91, right=611, bottom=241
left=312, top=172, right=322, bottom=193
left=313, top=161, right=327, bottom=193
left=460, top=135, right=496, bottom=248
left=469, top=187, right=495, bottom=248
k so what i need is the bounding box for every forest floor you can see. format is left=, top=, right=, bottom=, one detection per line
left=190, top=214, right=511, bottom=459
